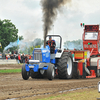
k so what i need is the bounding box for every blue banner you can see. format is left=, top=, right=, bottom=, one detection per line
left=17, top=37, right=19, bottom=45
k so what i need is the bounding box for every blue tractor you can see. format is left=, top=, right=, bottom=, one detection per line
left=22, top=35, right=74, bottom=80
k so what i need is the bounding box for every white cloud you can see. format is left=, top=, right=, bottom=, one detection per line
left=67, top=0, right=100, bottom=14
left=0, top=0, right=43, bottom=40
left=0, top=0, right=100, bottom=43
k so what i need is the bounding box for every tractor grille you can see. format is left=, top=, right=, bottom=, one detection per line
left=34, top=53, right=42, bottom=61
left=34, top=49, right=42, bottom=61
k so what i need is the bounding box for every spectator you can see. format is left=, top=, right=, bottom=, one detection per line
left=15, top=54, right=18, bottom=60
left=6, top=54, right=10, bottom=59
left=14, top=51, right=16, bottom=59
left=29, top=54, right=31, bottom=60
left=25, top=55, right=29, bottom=63
left=21, top=53, right=25, bottom=63
left=15, top=49, right=18, bottom=54
left=2, top=51, right=6, bottom=59
left=0, top=52, right=2, bottom=59
left=18, top=54, right=21, bottom=64
left=10, top=54, right=14, bottom=59
left=7, top=49, right=10, bottom=53
left=12, top=50, right=14, bottom=54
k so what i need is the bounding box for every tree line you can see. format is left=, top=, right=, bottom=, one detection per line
left=0, top=19, right=83, bottom=54
left=64, top=39, right=83, bottom=50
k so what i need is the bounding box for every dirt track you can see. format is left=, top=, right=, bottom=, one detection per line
left=0, top=64, right=22, bottom=69
left=0, top=64, right=100, bottom=100
left=0, top=73, right=100, bottom=100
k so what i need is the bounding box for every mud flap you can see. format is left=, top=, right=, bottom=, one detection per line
left=83, top=63, right=86, bottom=78
left=73, top=62, right=86, bottom=79
left=73, top=62, right=78, bottom=79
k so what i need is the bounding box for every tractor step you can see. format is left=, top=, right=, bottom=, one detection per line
left=86, top=75, right=96, bottom=78
left=86, top=70, right=96, bottom=78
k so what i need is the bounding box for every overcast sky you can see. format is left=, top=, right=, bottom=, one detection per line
left=0, top=0, right=100, bottom=43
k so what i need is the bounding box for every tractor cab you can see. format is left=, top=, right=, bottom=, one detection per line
left=45, top=35, right=62, bottom=64
left=46, top=35, right=62, bottom=51
left=33, top=35, right=62, bottom=64
left=83, top=25, right=100, bottom=56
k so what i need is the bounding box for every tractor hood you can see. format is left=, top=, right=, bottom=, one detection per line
left=33, top=46, right=50, bottom=63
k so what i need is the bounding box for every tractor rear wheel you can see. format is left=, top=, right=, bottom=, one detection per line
left=47, top=64, right=55, bottom=80
left=22, top=64, right=29, bottom=80
left=57, top=52, right=73, bottom=79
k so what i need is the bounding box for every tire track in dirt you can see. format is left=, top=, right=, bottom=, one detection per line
left=0, top=73, right=100, bottom=100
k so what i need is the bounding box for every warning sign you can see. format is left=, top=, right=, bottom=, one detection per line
left=75, top=52, right=83, bottom=58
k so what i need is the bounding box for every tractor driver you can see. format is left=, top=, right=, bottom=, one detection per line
left=46, top=36, right=56, bottom=54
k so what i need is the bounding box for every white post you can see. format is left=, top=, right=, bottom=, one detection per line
left=98, top=81, right=100, bottom=93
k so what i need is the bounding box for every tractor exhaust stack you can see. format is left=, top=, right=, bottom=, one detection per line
left=44, top=27, right=47, bottom=48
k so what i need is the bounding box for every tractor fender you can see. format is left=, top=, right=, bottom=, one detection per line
left=28, top=63, right=51, bottom=69
left=28, top=62, right=54, bottom=69
left=55, top=48, right=64, bottom=58
left=39, top=63, right=51, bottom=68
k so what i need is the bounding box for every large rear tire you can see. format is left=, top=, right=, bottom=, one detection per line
left=57, top=52, right=73, bottom=79
left=22, top=64, right=29, bottom=80
left=47, top=64, right=55, bottom=80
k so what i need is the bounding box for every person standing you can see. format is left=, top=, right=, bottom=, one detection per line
left=15, top=49, right=18, bottom=54
left=7, top=49, right=10, bottom=53
left=21, top=53, right=25, bottom=63
left=2, top=51, right=5, bottom=59
left=29, top=54, right=31, bottom=60
left=18, top=54, right=21, bottom=64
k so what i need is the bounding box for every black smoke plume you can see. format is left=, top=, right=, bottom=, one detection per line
left=40, top=0, right=71, bottom=47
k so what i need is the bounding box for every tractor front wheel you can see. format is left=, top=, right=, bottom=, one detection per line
left=47, top=64, right=55, bottom=80
left=22, top=64, right=29, bottom=80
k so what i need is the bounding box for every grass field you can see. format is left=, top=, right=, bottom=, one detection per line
left=0, top=69, right=21, bottom=73
left=36, top=88, right=100, bottom=100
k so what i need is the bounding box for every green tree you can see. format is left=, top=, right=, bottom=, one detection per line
left=19, top=36, right=24, bottom=40
left=35, top=45, right=41, bottom=48
left=29, top=45, right=41, bottom=55
left=30, top=46, right=34, bottom=54
left=8, top=46, right=17, bottom=52
left=0, top=19, right=19, bottom=51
